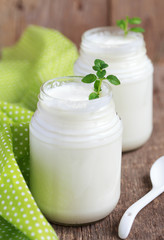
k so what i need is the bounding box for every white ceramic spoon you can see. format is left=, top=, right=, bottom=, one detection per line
left=118, top=156, right=164, bottom=239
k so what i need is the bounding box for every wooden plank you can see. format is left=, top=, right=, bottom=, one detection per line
left=109, top=0, right=164, bottom=62
left=0, top=0, right=108, bottom=49
left=52, top=63, right=164, bottom=239
left=0, top=0, right=164, bottom=62
left=47, top=0, right=108, bottom=47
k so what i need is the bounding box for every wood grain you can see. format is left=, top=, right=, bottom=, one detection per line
left=1, top=0, right=164, bottom=62
left=109, top=0, right=164, bottom=62
left=0, top=0, right=107, bottom=48
left=51, top=64, right=164, bottom=240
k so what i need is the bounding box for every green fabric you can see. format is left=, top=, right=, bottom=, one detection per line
left=0, top=25, right=78, bottom=240
left=1, top=24, right=78, bottom=111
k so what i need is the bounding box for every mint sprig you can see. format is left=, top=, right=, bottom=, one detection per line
left=81, top=59, right=120, bottom=100
left=117, top=16, right=145, bottom=36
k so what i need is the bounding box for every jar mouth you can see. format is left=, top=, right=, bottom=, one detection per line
left=81, top=26, right=144, bottom=54
left=40, top=76, right=112, bottom=111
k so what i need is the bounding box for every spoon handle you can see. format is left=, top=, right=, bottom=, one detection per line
left=118, top=187, right=164, bottom=239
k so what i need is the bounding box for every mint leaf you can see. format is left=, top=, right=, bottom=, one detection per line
left=107, top=75, right=120, bottom=85
left=94, top=59, right=108, bottom=70
left=129, top=17, right=141, bottom=25
left=92, top=65, right=100, bottom=71
left=97, top=70, right=106, bottom=78
left=94, top=80, right=101, bottom=92
left=89, top=92, right=99, bottom=100
left=101, top=63, right=108, bottom=69
left=82, top=74, right=97, bottom=83
left=130, top=27, right=145, bottom=33
left=116, top=20, right=126, bottom=31
left=94, top=59, right=104, bottom=66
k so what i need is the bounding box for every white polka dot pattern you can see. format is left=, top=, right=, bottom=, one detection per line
left=0, top=101, right=58, bottom=240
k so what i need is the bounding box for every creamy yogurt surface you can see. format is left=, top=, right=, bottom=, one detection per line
left=47, top=83, right=92, bottom=101
left=82, top=27, right=144, bottom=50
left=42, top=81, right=109, bottom=104
left=86, top=29, right=137, bottom=45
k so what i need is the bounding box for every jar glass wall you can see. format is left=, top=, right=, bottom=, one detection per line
left=30, top=77, right=122, bottom=225
left=74, top=27, right=154, bottom=151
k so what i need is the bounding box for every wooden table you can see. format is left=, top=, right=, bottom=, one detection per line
left=52, top=64, right=164, bottom=240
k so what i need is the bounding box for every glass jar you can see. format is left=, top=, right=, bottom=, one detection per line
left=74, top=27, right=154, bottom=151
left=30, top=76, right=122, bottom=225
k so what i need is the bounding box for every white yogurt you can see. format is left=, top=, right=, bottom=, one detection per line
left=30, top=77, right=122, bottom=225
left=74, top=27, right=154, bottom=151
left=47, top=83, right=107, bottom=101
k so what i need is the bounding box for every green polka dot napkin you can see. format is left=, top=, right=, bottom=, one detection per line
left=0, top=25, right=78, bottom=240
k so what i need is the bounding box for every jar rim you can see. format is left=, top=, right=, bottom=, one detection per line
left=39, top=76, right=113, bottom=111
left=81, top=26, right=144, bottom=54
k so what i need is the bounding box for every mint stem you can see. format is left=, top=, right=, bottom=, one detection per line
left=125, top=16, right=129, bottom=36
left=97, top=79, right=103, bottom=95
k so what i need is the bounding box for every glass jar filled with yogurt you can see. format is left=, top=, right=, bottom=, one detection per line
left=30, top=76, right=122, bottom=225
left=74, top=27, right=154, bottom=151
